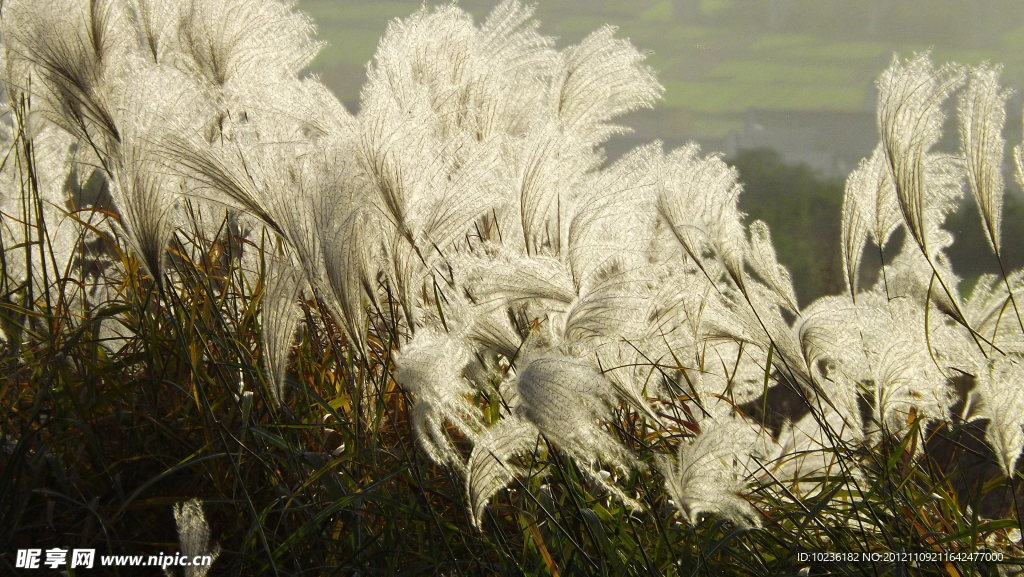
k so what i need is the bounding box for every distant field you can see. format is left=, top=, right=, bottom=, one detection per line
left=301, top=0, right=1024, bottom=143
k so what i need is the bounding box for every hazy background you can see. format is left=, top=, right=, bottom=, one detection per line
left=302, top=0, right=1024, bottom=173
left=299, top=0, right=1024, bottom=301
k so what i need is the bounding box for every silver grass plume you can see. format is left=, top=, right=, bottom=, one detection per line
left=475, top=1, right=558, bottom=137
left=108, top=141, right=176, bottom=284
left=867, top=299, right=957, bottom=438
left=658, top=419, right=766, bottom=528
left=745, top=220, right=798, bottom=311
left=591, top=338, right=670, bottom=427
left=567, top=143, right=660, bottom=287
left=354, top=111, right=421, bottom=243
left=163, top=133, right=276, bottom=230
left=880, top=231, right=963, bottom=316
left=656, top=143, right=746, bottom=283
left=458, top=247, right=577, bottom=312
left=840, top=160, right=871, bottom=297
left=463, top=308, right=524, bottom=361
left=514, top=352, right=643, bottom=508
left=466, top=417, right=539, bottom=529
left=393, top=329, right=485, bottom=471
left=976, top=356, right=1024, bottom=477
left=126, top=0, right=181, bottom=64
left=168, top=499, right=219, bottom=577
left=261, top=252, right=302, bottom=403
left=965, top=272, right=1024, bottom=353
left=562, top=261, right=654, bottom=347
left=512, top=127, right=586, bottom=256
left=840, top=146, right=900, bottom=296
left=797, top=294, right=886, bottom=424
left=707, top=281, right=811, bottom=391
left=552, top=25, right=663, bottom=146
left=362, top=3, right=479, bottom=119
left=876, top=53, right=964, bottom=258
left=363, top=1, right=556, bottom=143
left=176, top=0, right=321, bottom=90
left=319, top=205, right=377, bottom=359
left=411, top=140, right=504, bottom=251
left=3, top=0, right=131, bottom=153
left=354, top=108, right=504, bottom=262
left=959, top=64, right=1010, bottom=256
left=105, top=64, right=204, bottom=284
left=384, top=230, right=422, bottom=332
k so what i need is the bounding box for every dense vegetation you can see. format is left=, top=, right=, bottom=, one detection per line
left=2, top=1, right=1024, bottom=576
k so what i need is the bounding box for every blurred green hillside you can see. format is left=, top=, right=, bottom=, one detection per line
left=301, top=0, right=1024, bottom=146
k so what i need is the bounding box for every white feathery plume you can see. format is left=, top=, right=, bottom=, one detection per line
left=514, top=352, right=643, bottom=507
left=656, top=144, right=746, bottom=283
left=125, top=0, right=182, bottom=64
left=261, top=252, right=302, bottom=403
left=745, top=220, right=798, bottom=311
left=562, top=261, right=653, bottom=347
left=169, top=499, right=220, bottom=577
left=975, top=356, right=1024, bottom=477
left=478, top=1, right=556, bottom=81
left=383, top=229, right=423, bottom=331
left=217, top=75, right=354, bottom=144
left=840, top=160, right=871, bottom=297
left=463, top=306, right=525, bottom=360
left=1017, top=133, right=1024, bottom=233
left=105, top=63, right=205, bottom=283
left=3, top=0, right=131, bottom=153
left=658, top=419, right=765, bottom=528
left=108, top=141, right=176, bottom=284
left=167, top=94, right=331, bottom=274
left=475, top=1, right=558, bottom=138
left=551, top=25, right=662, bottom=146
left=867, top=299, right=956, bottom=437
left=354, top=109, right=425, bottom=242
left=876, top=52, right=964, bottom=257
left=393, top=329, right=484, bottom=471
left=163, top=133, right=277, bottom=232
left=363, top=1, right=555, bottom=144
left=959, top=63, right=1010, bottom=256
left=868, top=338, right=946, bottom=438
left=176, top=0, right=321, bottom=90
left=840, top=145, right=900, bottom=295
left=512, top=127, right=587, bottom=256
left=918, top=153, right=965, bottom=257
left=319, top=206, right=377, bottom=358
left=466, top=416, right=539, bottom=529
left=459, top=247, right=576, bottom=312
left=877, top=234, right=962, bottom=316
left=567, top=143, right=660, bottom=286
left=260, top=156, right=324, bottom=285
left=362, top=3, right=476, bottom=120
left=410, top=139, right=504, bottom=251
left=965, top=271, right=1024, bottom=353
left=590, top=338, right=669, bottom=427
left=796, top=294, right=881, bottom=423
left=709, top=281, right=811, bottom=391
